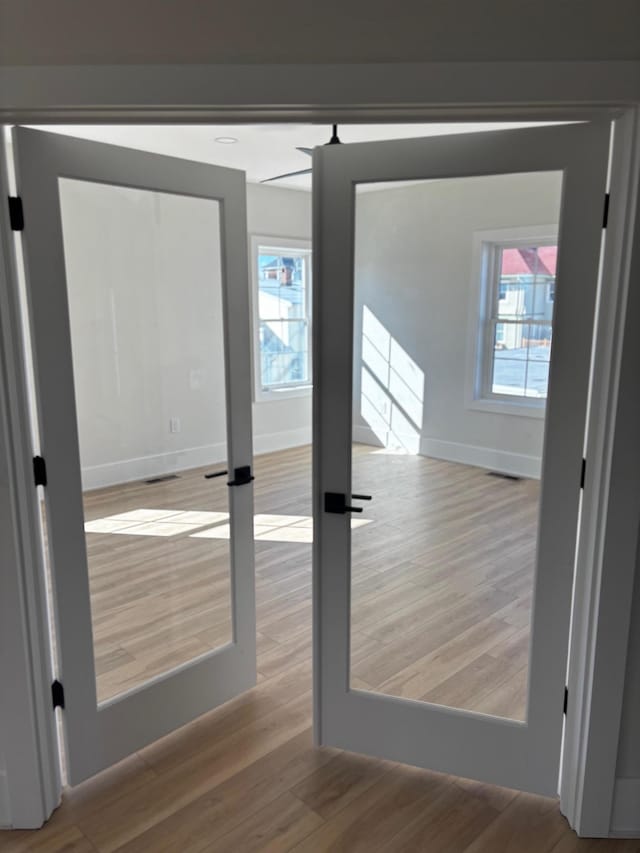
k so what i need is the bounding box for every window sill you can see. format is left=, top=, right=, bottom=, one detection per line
left=255, top=384, right=312, bottom=403
left=467, top=396, right=546, bottom=419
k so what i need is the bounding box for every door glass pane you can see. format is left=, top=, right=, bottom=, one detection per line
left=59, top=179, right=232, bottom=704
left=350, top=171, right=562, bottom=721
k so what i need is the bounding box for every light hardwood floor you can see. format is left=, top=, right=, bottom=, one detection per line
left=84, top=444, right=536, bottom=716
left=2, top=445, right=636, bottom=852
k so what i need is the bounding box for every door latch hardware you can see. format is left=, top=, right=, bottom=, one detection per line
left=33, top=455, right=47, bottom=487
left=51, top=679, right=65, bottom=710
left=204, top=465, right=254, bottom=486
left=8, top=196, right=24, bottom=231
left=227, top=466, right=254, bottom=487
left=324, top=492, right=372, bottom=514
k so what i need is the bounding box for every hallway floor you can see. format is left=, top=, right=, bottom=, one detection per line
left=3, top=447, right=636, bottom=851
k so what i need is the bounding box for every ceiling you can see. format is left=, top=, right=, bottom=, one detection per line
left=30, top=122, right=556, bottom=191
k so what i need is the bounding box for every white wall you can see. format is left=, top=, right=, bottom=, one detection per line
left=59, top=179, right=311, bottom=490
left=611, top=221, right=640, bottom=833
left=0, top=551, right=9, bottom=825
left=0, top=1, right=638, bottom=65
left=246, top=183, right=312, bottom=453
left=60, top=179, right=228, bottom=488
left=612, top=560, right=640, bottom=833
left=0, top=390, right=11, bottom=826
left=617, top=562, right=640, bottom=778
left=0, top=754, right=7, bottom=828
left=353, top=171, right=562, bottom=476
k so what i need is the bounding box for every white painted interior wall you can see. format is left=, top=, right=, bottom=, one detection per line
left=0, top=412, right=9, bottom=826
left=0, top=697, right=7, bottom=827
left=246, top=183, right=312, bottom=451
left=352, top=171, right=562, bottom=477
left=618, top=574, right=640, bottom=779
left=1, top=1, right=637, bottom=65
left=613, top=564, right=640, bottom=832
left=63, top=166, right=560, bottom=488
left=58, top=179, right=311, bottom=490
left=611, top=247, right=640, bottom=830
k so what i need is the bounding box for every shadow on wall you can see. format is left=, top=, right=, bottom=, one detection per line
left=360, top=305, right=425, bottom=454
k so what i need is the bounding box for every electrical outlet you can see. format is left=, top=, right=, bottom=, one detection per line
left=170, top=417, right=181, bottom=434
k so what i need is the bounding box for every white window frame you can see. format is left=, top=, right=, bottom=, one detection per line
left=250, top=235, right=312, bottom=402
left=466, top=224, right=558, bottom=419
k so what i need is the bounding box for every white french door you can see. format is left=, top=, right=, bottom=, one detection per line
left=13, top=127, right=256, bottom=784
left=312, top=122, right=610, bottom=795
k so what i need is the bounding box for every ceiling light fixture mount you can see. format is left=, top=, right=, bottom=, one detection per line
left=261, top=124, right=342, bottom=184
left=215, top=136, right=238, bottom=144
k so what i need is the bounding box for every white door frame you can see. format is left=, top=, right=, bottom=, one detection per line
left=0, top=67, right=638, bottom=832
left=560, top=107, right=640, bottom=838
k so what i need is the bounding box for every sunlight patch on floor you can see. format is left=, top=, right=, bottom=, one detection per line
left=192, top=513, right=371, bottom=543
left=85, top=509, right=372, bottom=541
left=84, top=509, right=230, bottom=536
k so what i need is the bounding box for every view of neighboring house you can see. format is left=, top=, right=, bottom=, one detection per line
left=493, top=244, right=557, bottom=398
left=257, top=253, right=309, bottom=388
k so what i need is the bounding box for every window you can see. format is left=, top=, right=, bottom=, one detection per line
left=251, top=236, right=312, bottom=398
left=467, top=226, right=558, bottom=417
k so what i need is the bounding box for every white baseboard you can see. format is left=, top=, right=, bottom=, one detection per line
left=81, top=442, right=227, bottom=491
left=0, top=771, right=10, bottom=828
left=353, top=426, right=541, bottom=479
left=81, top=428, right=313, bottom=491
left=611, top=778, right=640, bottom=837
left=353, top=424, right=385, bottom=448
left=254, top=426, right=311, bottom=456
left=83, top=427, right=538, bottom=489
left=421, top=438, right=541, bottom=479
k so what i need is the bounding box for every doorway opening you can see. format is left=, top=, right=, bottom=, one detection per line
left=4, top=118, right=599, bottom=795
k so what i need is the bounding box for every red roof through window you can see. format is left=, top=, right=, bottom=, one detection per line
left=501, top=246, right=557, bottom=277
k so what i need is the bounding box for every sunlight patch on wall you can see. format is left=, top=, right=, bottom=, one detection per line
left=360, top=306, right=424, bottom=454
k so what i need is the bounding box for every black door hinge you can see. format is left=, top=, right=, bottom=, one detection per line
left=603, top=193, right=610, bottom=229
left=563, top=686, right=568, bottom=715
left=51, top=679, right=65, bottom=710
left=8, top=196, right=24, bottom=231
left=580, top=458, right=586, bottom=490
left=33, top=455, right=47, bottom=487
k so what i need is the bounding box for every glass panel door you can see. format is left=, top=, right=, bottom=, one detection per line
left=313, top=122, right=610, bottom=796
left=350, top=174, right=561, bottom=723
left=14, top=127, right=256, bottom=784
left=58, top=179, right=234, bottom=705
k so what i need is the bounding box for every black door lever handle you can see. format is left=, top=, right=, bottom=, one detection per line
left=352, top=494, right=372, bottom=501
left=227, top=466, right=255, bottom=487
left=324, top=492, right=370, bottom=514
left=204, top=465, right=254, bottom=486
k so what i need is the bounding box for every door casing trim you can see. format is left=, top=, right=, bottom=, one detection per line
left=0, top=70, right=637, bottom=833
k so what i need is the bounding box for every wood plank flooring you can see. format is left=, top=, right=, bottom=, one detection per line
left=83, top=444, right=536, bottom=716
left=2, top=445, right=635, bottom=851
